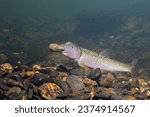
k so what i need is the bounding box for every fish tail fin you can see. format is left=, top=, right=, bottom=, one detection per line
left=130, top=58, right=138, bottom=72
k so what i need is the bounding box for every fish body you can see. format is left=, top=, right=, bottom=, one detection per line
left=61, top=42, right=132, bottom=73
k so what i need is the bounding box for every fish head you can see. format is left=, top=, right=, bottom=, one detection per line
left=61, top=42, right=81, bottom=59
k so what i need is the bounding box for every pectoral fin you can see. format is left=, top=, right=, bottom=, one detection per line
left=77, top=61, right=86, bottom=67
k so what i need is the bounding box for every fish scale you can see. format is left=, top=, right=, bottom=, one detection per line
left=79, top=48, right=132, bottom=73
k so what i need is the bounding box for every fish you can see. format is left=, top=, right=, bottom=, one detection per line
left=61, top=42, right=134, bottom=73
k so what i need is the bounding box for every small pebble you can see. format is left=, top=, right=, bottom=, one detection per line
left=134, top=93, right=147, bottom=100
left=87, top=68, right=101, bottom=80
left=82, top=77, right=98, bottom=86
left=124, top=96, right=136, bottom=100
left=99, top=73, right=115, bottom=87
left=0, top=63, right=13, bottom=72
left=38, top=69, right=51, bottom=75
left=130, top=88, right=139, bottom=95
left=5, top=86, right=21, bottom=96
left=128, top=78, right=139, bottom=88
left=69, top=93, right=91, bottom=100
left=32, top=64, right=41, bottom=71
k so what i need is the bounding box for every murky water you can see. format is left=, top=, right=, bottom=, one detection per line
left=0, top=0, right=150, bottom=71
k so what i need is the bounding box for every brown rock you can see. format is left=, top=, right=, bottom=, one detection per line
left=5, top=86, right=21, bottom=96
left=130, top=88, right=139, bottom=95
left=145, top=90, right=150, bottom=97
left=82, top=77, right=98, bottom=86
left=49, top=43, right=64, bottom=52
left=95, top=88, right=115, bottom=99
left=128, top=78, right=139, bottom=88
left=138, top=79, right=149, bottom=93
left=4, top=79, right=24, bottom=88
left=32, top=64, right=41, bottom=71
left=115, top=73, right=128, bottom=81
left=22, top=95, right=28, bottom=100
left=38, top=83, right=63, bottom=100
left=20, top=71, right=38, bottom=77
left=0, top=63, right=13, bottom=72
left=69, top=90, right=85, bottom=97
left=124, top=96, right=136, bottom=100
left=99, top=73, right=115, bottom=87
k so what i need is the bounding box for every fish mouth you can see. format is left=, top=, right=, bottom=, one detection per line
left=62, top=51, right=68, bottom=56
left=60, top=44, right=67, bottom=55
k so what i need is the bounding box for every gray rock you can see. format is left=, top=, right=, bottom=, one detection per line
left=67, top=75, right=85, bottom=91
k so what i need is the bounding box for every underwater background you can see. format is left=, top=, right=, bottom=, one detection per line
left=1, top=0, right=150, bottom=100
left=0, top=0, right=150, bottom=70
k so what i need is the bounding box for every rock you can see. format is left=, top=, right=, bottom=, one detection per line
left=32, top=94, right=43, bottom=100
left=0, top=81, right=10, bottom=90
left=4, top=79, right=24, bottom=88
left=69, top=93, right=91, bottom=100
left=95, top=90, right=111, bottom=99
left=38, top=83, right=63, bottom=100
left=114, top=81, right=131, bottom=90
left=69, top=68, right=84, bottom=77
left=130, top=88, right=139, bottom=95
left=0, top=69, right=7, bottom=77
left=124, top=96, right=136, bottom=100
left=5, top=86, right=21, bottom=96
left=21, top=95, right=28, bottom=100
left=27, top=88, right=33, bottom=99
left=49, top=69, right=59, bottom=78
left=138, top=79, right=149, bottom=93
left=13, top=65, right=26, bottom=72
left=82, top=77, right=98, bottom=86
left=29, top=74, right=54, bottom=86
left=0, top=63, right=13, bottom=72
left=0, top=89, right=4, bottom=99
left=121, top=89, right=129, bottom=95
left=57, top=65, right=69, bottom=72
left=56, top=79, right=71, bottom=93
left=69, top=90, right=85, bottom=97
left=87, top=68, right=101, bottom=80
left=38, top=69, right=51, bottom=75
left=115, top=73, right=129, bottom=81
left=111, top=93, right=124, bottom=100
left=20, top=71, right=38, bottom=77
left=32, top=64, right=41, bottom=71
left=99, top=73, right=115, bottom=87
left=67, top=75, right=85, bottom=92
left=145, top=90, right=150, bottom=97
left=134, top=93, right=147, bottom=100
left=8, top=90, right=27, bottom=100
left=49, top=43, right=64, bottom=52
left=48, top=52, right=71, bottom=64
left=79, top=66, right=91, bottom=76
left=128, top=78, right=139, bottom=88
left=95, top=88, right=115, bottom=99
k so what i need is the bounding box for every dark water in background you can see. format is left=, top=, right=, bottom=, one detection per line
left=0, top=0, right=150, bottom=69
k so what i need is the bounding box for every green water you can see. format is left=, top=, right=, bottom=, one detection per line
left=0, top=0, right=150, bottom=69
left=0, top=0, right=140, bottom=21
